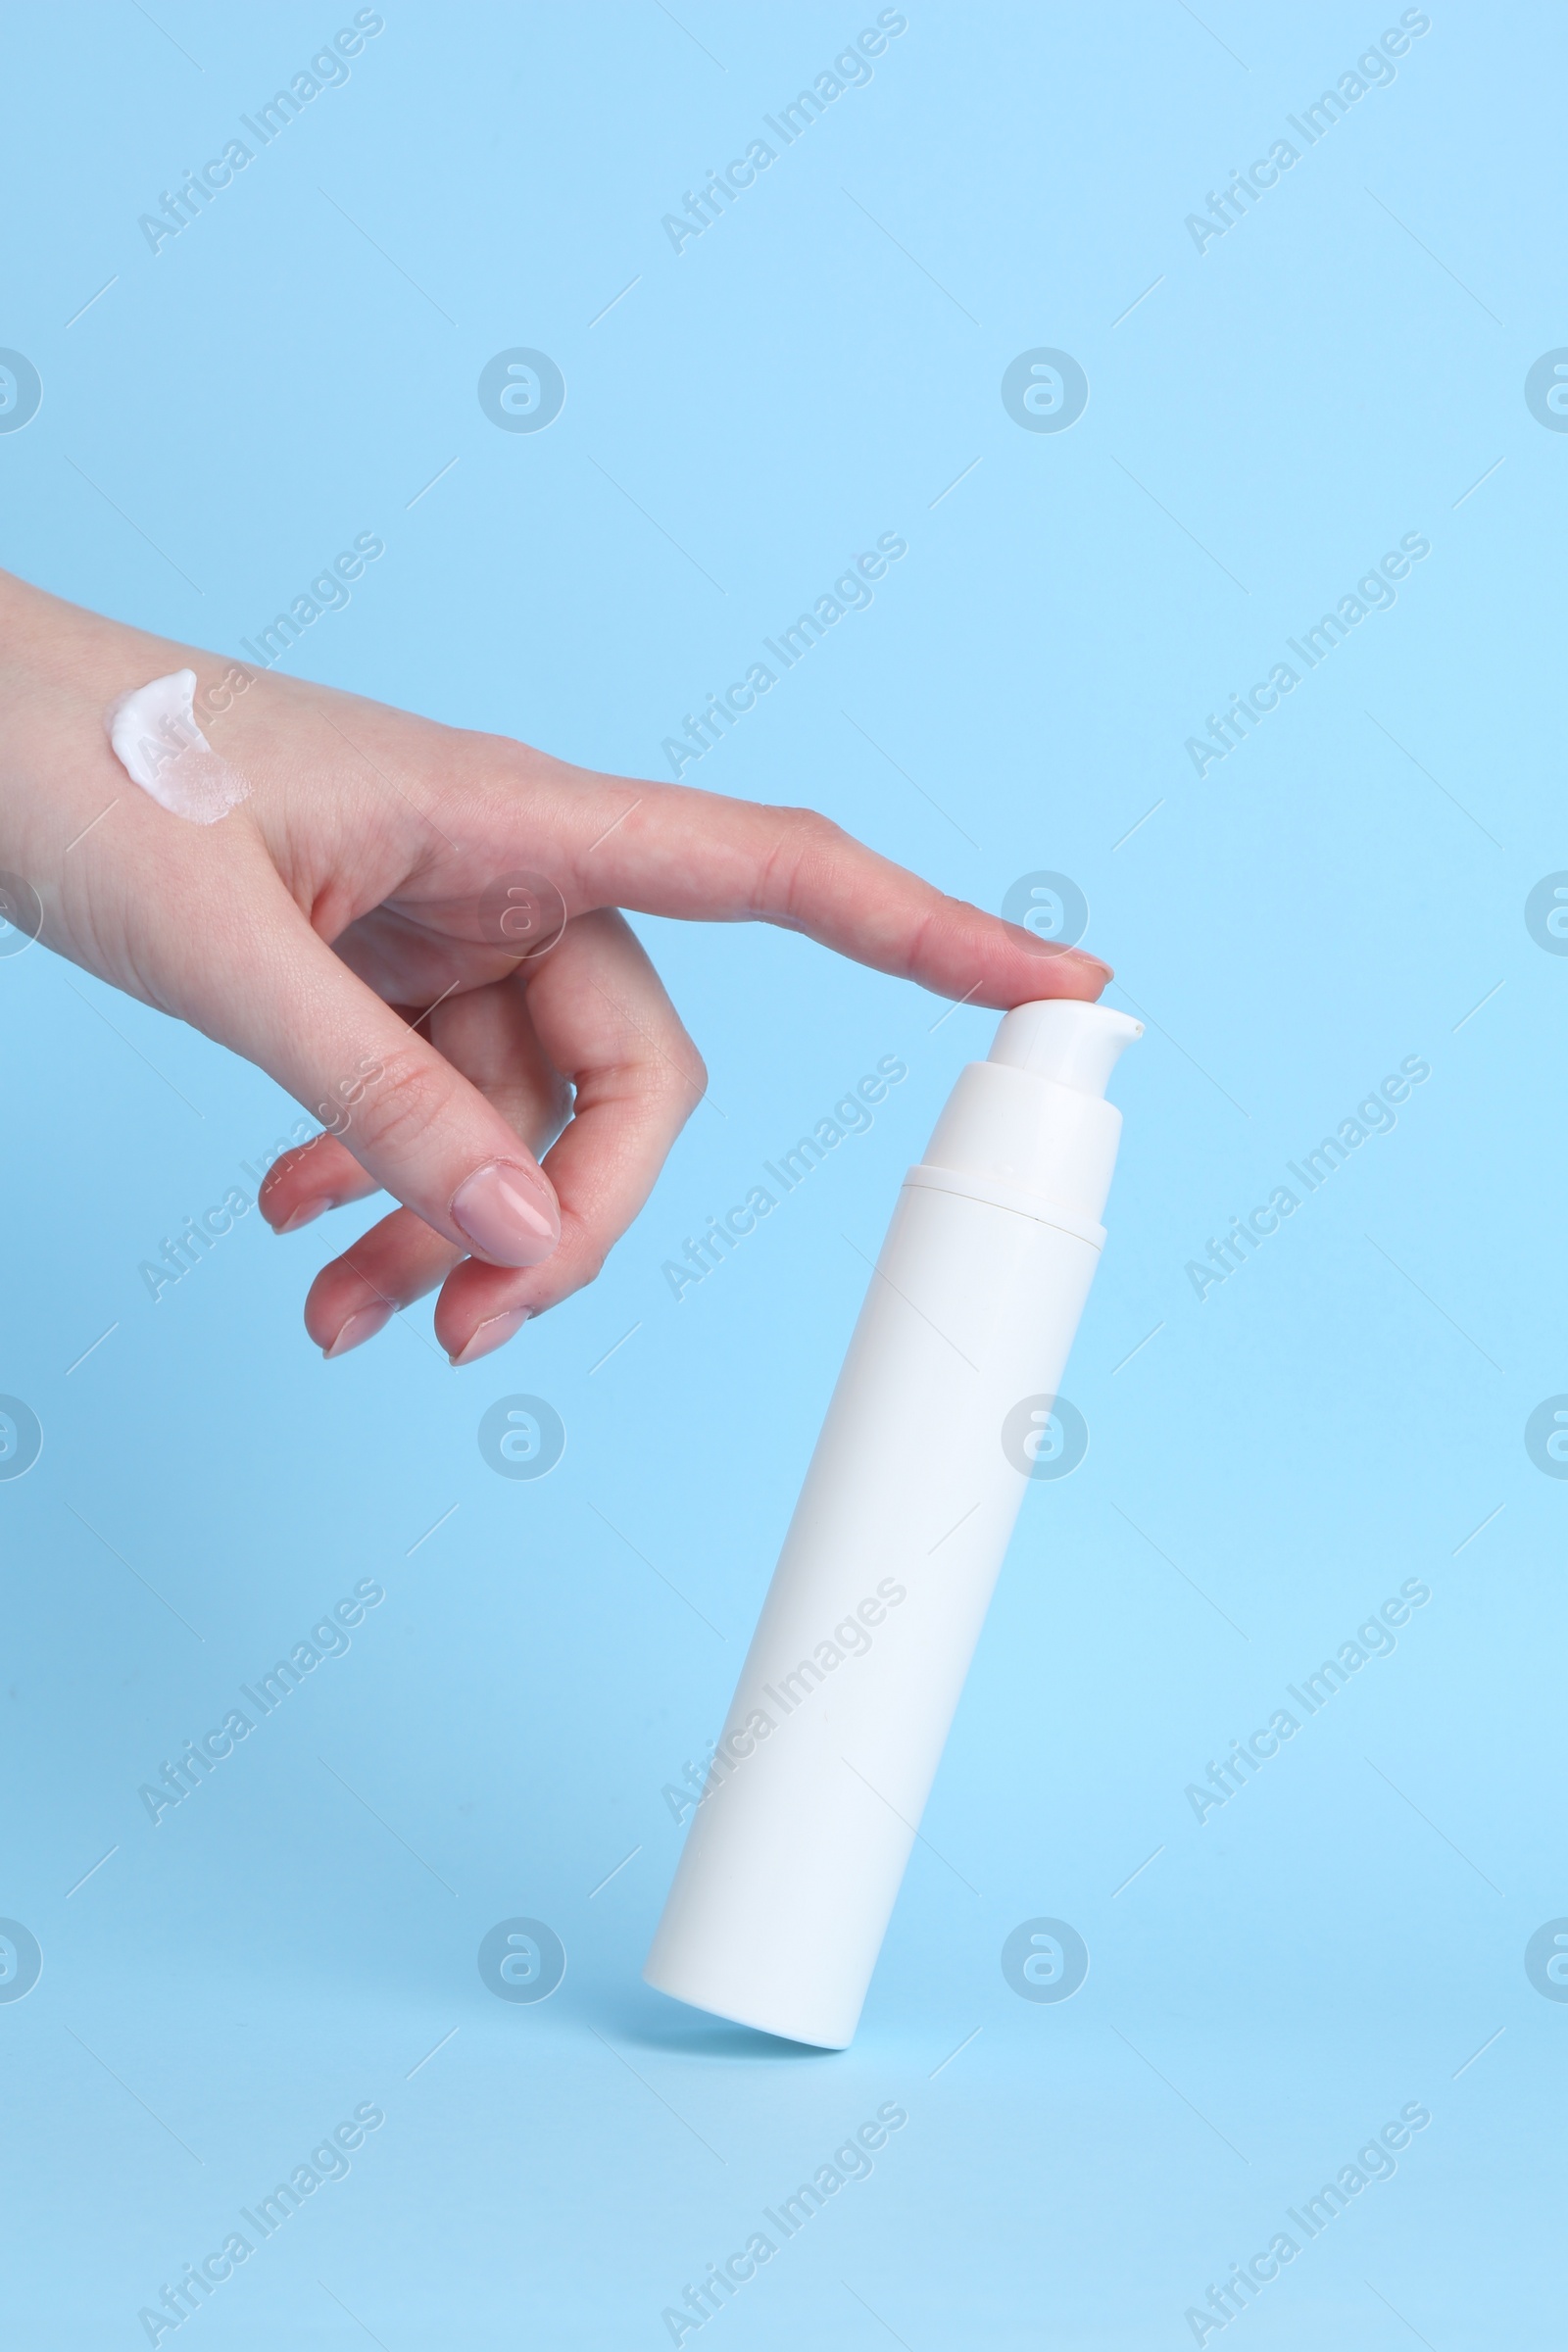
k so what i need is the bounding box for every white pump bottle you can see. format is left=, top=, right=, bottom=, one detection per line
left=644, top=997, right=1141, bottom=2048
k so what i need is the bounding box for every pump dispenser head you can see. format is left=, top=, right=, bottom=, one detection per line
left=988, top=999, right=1144, bottom=1096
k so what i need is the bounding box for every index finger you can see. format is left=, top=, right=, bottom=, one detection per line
left=495, top=760, right=1109, bottom=1009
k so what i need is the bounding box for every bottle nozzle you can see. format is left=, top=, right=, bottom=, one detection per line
left=987, top=999, right=1143, bottom=1097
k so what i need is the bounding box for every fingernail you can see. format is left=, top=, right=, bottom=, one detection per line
left=1039, top=945, right=1110, bottom=981
left=322, top=1302, right=393, bottom=1359
left=1016, top=935, right=1111, bottom=978
left=449, top=1307, right=530, bottom=1368
left=278, top=1198, right=336, bottom=1234
left=451, top=1160, right=560, bottom=1267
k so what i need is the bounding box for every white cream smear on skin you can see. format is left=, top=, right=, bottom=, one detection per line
left=105, top=669, right=249, bottom=824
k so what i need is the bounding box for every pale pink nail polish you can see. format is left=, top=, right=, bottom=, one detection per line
left=451, top=1160, right=560, bottom=1267
left=322, top=1302, right=393, bottom=1358
left=449, top=1307, right=530, bottom=1368
left=278, top=1198, right=336, bottom=1234
left=1019, top=937, right=1112, bottom=982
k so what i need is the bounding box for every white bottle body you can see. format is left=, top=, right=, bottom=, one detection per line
left=644, top=1003, right=1138, bottom=2048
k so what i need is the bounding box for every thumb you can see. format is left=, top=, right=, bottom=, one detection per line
left=199, top=892, right=560, bottom=1269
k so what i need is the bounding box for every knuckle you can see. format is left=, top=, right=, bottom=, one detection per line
left=675, top=1052, right=709, bottom=1111
left=533, top=1225, right=606, bottom=1302
left=758, top=805, right=845, bottom=917
left=645, top=1034, right=707, bottom=1119
left=659, top=1027, right=708, bottom=1102
left=779, top=804, right=843, bottom=850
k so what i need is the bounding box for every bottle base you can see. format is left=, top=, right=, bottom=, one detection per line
left=641, top=1960, right=858, bottom=2052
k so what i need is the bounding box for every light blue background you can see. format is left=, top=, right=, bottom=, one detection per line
left=1, top=3, right=1563, bottom=2344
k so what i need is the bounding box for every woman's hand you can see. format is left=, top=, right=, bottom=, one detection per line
left=0, top=568, right=1109, bottom=1364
